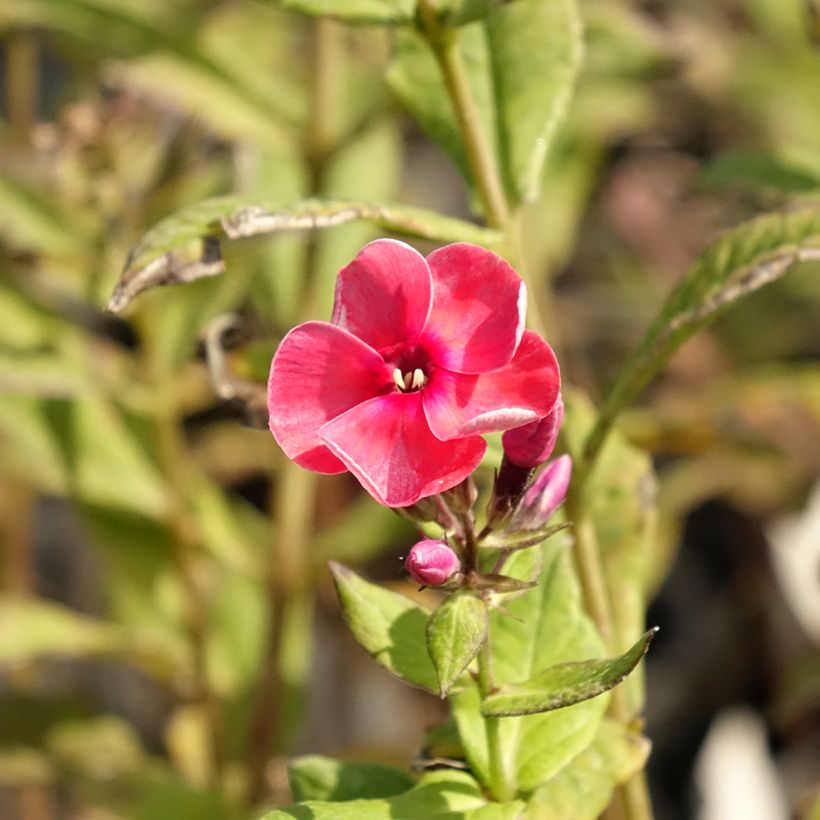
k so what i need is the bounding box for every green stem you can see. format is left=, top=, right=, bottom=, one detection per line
left=6, top=30, right=37, bottom=146
left=418, top=1, right=509, bottom=232
left=476, top=641, right=514, bottom=802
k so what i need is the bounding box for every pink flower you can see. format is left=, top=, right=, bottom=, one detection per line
left=512, top=454, right=572, bottom=529
left=405, top=539, right=460, bottom=586
left=502, top=393, right=564, bottom=468
left=268, top=240, right=560, bottom=507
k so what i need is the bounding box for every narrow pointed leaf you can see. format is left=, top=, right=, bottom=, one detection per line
left=329, top=563, right=437, bottom=692
left=586, top=205, right=820, bottom=461
left=427, top=591, right=488, bottom=697
left=109, top=197, right=501, bottom=311
left=482, top=628, right=658, bottom=717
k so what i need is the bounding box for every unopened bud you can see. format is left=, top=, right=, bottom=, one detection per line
left=405, top=539, right=460, bottom=587
left=502, top=395, right=564, bottom=468
left=512, top=455, right=572, bottom=529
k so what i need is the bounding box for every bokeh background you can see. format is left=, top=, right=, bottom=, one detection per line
left=1, top=0, right=819, bottom=818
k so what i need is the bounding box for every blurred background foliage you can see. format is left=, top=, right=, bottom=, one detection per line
left=0, top=0, right=818, bottom=818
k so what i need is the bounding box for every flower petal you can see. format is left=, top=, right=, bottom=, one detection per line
left=423, top=331, right=560, bottom=440
left=268, top=321, right=392, bottom=473
left=319, top=392, right=486, bottom=507
left=331, top=238, right=432, bottom=351
left=422, top=243, right=526, bottom=373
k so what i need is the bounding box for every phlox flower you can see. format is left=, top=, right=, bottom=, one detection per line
left=268, top=240, right=560, bottom=507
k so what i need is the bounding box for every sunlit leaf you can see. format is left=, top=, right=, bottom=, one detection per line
left=329, top=563, right=438, bottom=692
left=109, top=197, right=502, bottom=312
left=527, top=718, right=651, bottom=820
left=288, top=756, right=414, bottom=801
left=482, top=629, right=657, bottom=717
left=263, top=769, right=524, bottom=819
left=427, top=591, right=488, bottom=697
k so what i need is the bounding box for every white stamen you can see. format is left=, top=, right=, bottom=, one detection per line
left=411, top=368, right=426, bottom=390
left=393, top=368, right=405, bottom=390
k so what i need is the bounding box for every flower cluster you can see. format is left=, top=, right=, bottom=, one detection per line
left=267, top=240, right=560, bottom=507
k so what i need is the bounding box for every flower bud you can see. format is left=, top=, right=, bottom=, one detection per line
left=502, top=395, right=564, bottom=468
left=405, top=539, right=460, bottom=587
left=512, top=455, right=572, bottom=529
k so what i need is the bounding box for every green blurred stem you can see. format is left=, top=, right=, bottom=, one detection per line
left=245, top=17, right=339, bottom=806
left=0, top=480, right=34, bottom=595
left=6, top=30, right=37, bottom=145
left=152, top=379, right=224, bottom=784
left=246, top=465, right=317, bottom=805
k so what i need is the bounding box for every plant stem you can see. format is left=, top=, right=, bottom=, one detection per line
left=418, top=1, right=508, bottom=232
left=152, top=374, right=223, bottom=785
left=245, top=16, right=340, bottom=805
left=246, top=464, right=316, bottom=805
left=6, top=30, right=37, bottom=146
left=476, top=640, right=515, bottom=802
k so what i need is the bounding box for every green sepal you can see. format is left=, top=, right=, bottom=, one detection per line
left=479, top=522, right=571, bottom=550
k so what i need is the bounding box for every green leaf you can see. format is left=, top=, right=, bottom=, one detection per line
left=0, top=173, right=86, bottom=257
left=289, top=756, right=414, bottom=801
left=263, top=770, right=524, bottom=819
left=586, top=205, right=820, bottom=461
left=487, top=0, right=584, bottom=202
left=109, top=197, right=502, bottom=312
left=0, top=598, right=183, bottom=684
left=427, top=591, right=488, bottom=697
left=701, top=149, right=820, bottom=195
left=451, top=540, right=607, bottom=793
left=271, top=0, right=416, bottom=25
left=527, top=718, right=650, bottom=820
left=482, top=629, right=657, bottom=717
left=329, top=563, right=438, bottom=692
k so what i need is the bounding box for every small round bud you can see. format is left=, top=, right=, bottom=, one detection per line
left=513, top=455, right=572, bottom=529
left=405, top=539, right=460, bottom=587
left=502, top=395, right=564, bottom=468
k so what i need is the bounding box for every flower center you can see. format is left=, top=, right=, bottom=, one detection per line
left=393, top=367, right=427, bottom=393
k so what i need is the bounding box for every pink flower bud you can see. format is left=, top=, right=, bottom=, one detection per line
left=405, top=539, right=460, bottom=586
left=513, top=455, right=572, bottom=529
left=502, top=394, right=564, bottom=468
